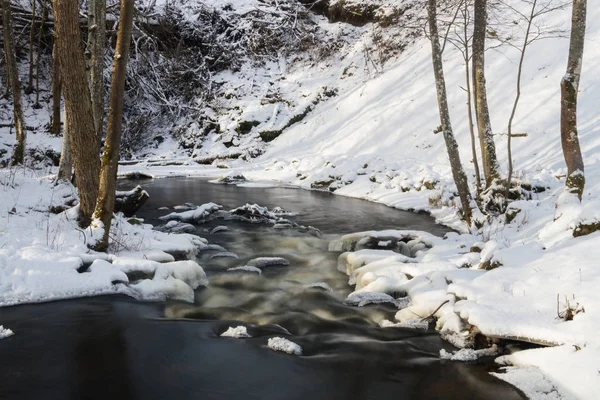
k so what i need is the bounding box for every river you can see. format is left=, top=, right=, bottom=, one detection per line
left=0, top=178, right=524, bottom=399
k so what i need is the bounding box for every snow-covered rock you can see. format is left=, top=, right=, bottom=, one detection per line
left=221, top=326, right=251, bottom=338
left=267, top=337, right=302, bottom=355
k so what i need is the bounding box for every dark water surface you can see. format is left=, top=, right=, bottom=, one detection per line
left=0, top=178, right=523, bottom=400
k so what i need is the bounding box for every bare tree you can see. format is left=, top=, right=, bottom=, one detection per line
left=25, top=0, right=36, bottom=94
left=93, top=0, right=135, bottom=250
left=86, top=0, right=106, bottom=140
left=2, top=0, right=26, bottom=165
left=34, top=0, right=48, bottom=107
left=52, top=0, right=100, bottom=226
left=492, top=0, right=569, bottom=194
left=446, top=0, right=483, bottom=194
left=560, top=0, right=586, bottom=200
left=51, top=37, right=61, bottom=136
left=472, top=0, right=501, bottom=188
left=428, top=0, right=475, bottom=225
left=57, top=108, right=72, bottom=181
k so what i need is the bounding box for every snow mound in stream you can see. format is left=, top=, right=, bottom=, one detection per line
left=221, top=326, right=251, bottom=338
left=267, top=337, right=302, bottom=355
left=0, top=326, right=14, bottom=339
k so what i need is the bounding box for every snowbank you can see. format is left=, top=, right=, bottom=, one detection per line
left=0, top=173, right=208, bottom=306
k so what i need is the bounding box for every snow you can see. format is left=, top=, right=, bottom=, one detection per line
left=267, top=337, right=303, bottom=355
left=2, top=0, right=600, bottom=397
left=0, top=174, right=208, bottom=306
left=439, top=345, right=499, bottom=361
left=227, top=265, right=262, bottom=274
left=159, top=202, right=223, bottom=222
left=379, top=319, right=429, bottom=330
left=0, top=326, right=14, bottom=339
left=247, top=257, right=290, bottom=268
left=345, top=291, right=401, bottom=307
left=221, top=326, right=251, bottom=338
left=492, top=366, right=574, bottom=400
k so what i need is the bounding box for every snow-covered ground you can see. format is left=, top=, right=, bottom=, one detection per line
left=2, top=0, right=600, bottom=397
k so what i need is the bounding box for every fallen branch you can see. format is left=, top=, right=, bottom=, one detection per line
left=420, top=300, right=450, bottom=322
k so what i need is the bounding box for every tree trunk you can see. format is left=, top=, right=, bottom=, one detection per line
left=560, top=0, right=586, bottom=200
left=472, top=0, right=500, bottom=187
left=462, top=3, right=482, bottom=195
left=25, top=0, right=36, bottom=94
left=85, top=0, right=106, bottom=141
left=34, top=0, right=48, bottom=106
left=93, top=0, right=135, bottom=251
left=52, top=0, right=100, bottom=227
left=2, top=0, right=26, bottom=165
left=506, top=0, right=537, bottom=196
left=428, top=0, right=473, bottom=226
left=57, top=107, right=72, bottom=181
left=51, top=38, right=62, bottom=136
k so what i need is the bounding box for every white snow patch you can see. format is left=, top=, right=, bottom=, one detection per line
left=227, top=265, right=262, bottom=274
left=439, top=345, right=499, bottom=361
left=0, top=326, right=14, bottom=339
left=267, top=337, right=302, bottom=355
left=221, top=326, right=251, bottom=338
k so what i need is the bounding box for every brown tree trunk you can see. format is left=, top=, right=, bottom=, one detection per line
left=2, top=0, right=27, bottom=165
left=561, top=0, right=586, bottom=201
left=52, top=0, right=100, bottom=227
left=93, top=0, right=135, bottom=251
left=51, top=38, right=62, bottom=136
left=461, top=3, right=482, bottom=195
left=34, top=0, right=48, bottom=106
left=25, top=0, right=36, bottom=94
left=86, top=0, right=106, bottom=140
left=472, top=0, right=500, bottom=187
left=428, top=0, right=474, bottom=226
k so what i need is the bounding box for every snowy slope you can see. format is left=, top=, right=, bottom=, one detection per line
left=1, top=0, right=600, bottom=397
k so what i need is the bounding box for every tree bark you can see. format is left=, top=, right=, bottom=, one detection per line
left=93, top=0, right=135, bottom=251
left=2, top=0, right=26, bottom=165
left=428, top=0, right=473, bottom=226
left=25, top=0, right=36, bottom=94
left=461, top=3, right=482, bottom=195
left=57, top=107, right=72, bottom=181
left=34, top=0, right=48, bottom=106
left=85, top=0, right=106, bottom=140
left=51, top=38, right=62, bottom=136
left=560, top=0, right=586, bottom=200
left=52, top=0, right=100, bottom=227
left=472, top=0, right=500, bottom=187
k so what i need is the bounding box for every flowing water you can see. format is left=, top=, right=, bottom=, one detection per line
left=0, top=178, right=524, bottom=399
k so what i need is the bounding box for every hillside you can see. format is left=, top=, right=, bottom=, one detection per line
left=1, top=0, right=600, bottom=398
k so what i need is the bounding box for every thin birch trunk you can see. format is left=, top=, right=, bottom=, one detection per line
left=462, top=3, right=482, bottom=194
left=57, top=107, right=72, bottom=181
